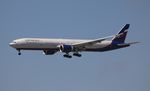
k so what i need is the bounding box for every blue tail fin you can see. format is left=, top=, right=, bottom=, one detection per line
left=112, top=24, right=130, bottom=43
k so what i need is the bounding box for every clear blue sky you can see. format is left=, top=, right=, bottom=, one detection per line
left=0, top=0, right=150, bottom=91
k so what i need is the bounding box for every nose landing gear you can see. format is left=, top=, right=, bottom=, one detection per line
left=17, top=49, right=21, bottom=55
left=18, top=52, right=21, bottom=55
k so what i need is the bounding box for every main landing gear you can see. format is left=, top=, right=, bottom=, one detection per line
left=73, top=53, right=82, bottom=57
left=63, top=53, right=72, bottom=58
left=63, top=52, right=82, bottom=58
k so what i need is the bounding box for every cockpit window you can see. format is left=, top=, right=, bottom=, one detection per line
left=13, top=41, right=17, bottom=43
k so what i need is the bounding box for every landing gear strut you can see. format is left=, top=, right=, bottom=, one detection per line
left=17, top=50, right=21, bottom=55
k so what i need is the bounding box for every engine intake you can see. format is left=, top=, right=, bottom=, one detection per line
left=59, top=45, right=74, bottom=53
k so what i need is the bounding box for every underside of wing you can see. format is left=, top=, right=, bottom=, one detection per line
left=43, top=50, right=58, bottom=55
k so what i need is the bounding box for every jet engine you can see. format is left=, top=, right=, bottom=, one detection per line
left=59, top=45, right=74, bottom=53
left=43, top=50, right=56, bottom=55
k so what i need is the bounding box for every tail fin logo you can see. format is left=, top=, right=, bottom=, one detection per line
left=112, top=24, right=130, bottom=44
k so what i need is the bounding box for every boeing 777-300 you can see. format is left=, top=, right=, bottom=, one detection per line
left=9, top=24, right=138, bottom=58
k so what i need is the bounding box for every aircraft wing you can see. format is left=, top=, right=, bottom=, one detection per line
left=73, top=35, right=114, bottom=50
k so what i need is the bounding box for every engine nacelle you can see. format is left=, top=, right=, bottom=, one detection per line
left=43, top=50, right=56, bottom=55
left=59, top=45, right=74, bottom=53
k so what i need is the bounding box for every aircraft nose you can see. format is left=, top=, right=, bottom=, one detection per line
left=9, top=42, right=16, bottom=47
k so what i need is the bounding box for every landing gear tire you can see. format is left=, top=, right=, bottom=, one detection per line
left=18, top=52, right=21, bottom=55
left=63, top=54, right=72, bottom=58
left=73, top=53, right=82, bottom=57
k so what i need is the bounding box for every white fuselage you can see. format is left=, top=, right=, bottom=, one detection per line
left=10, top=38, right=112, bottom=51
left=9, top=24, right=135, bottom=58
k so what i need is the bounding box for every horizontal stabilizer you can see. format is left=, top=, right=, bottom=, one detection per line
left=117, top=42, right=140, bottom=46
left=125, top=42, right=140, bottom=45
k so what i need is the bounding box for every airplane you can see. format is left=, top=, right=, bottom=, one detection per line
left=9, top=24, right=138, bottom=58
